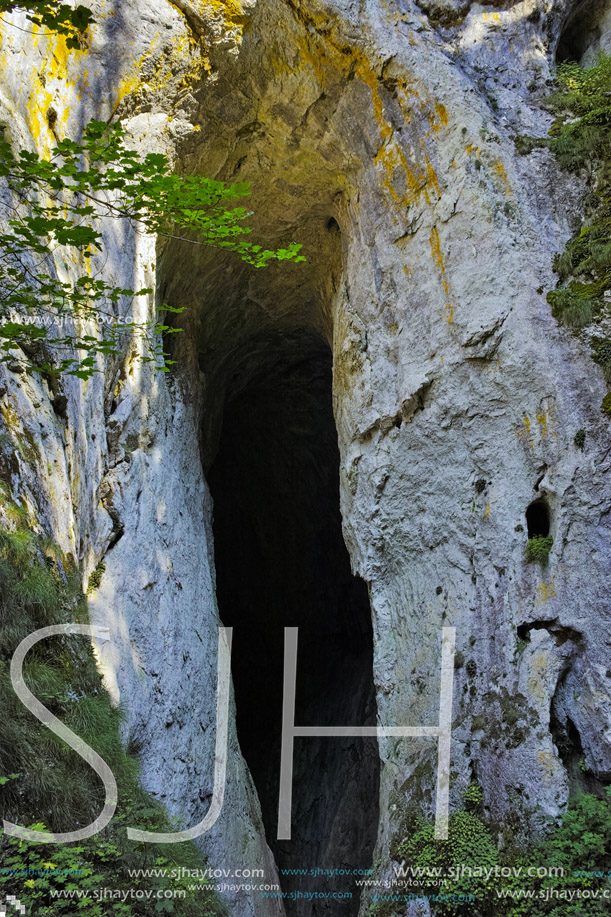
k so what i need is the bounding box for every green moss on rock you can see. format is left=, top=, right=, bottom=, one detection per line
left=525, top=535, right=553, bottom=566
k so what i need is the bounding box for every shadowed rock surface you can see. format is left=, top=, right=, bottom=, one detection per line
left=0, top=1, right=610, bottom=914
left=208, top=330, right=379, bottom=914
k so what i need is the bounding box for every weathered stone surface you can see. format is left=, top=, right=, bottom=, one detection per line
left=1, top=1, right=610, bottom=915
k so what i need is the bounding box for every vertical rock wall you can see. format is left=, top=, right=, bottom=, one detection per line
left=1, top=1, right=610, bottom=915
left=0, top=4, right=283, bottom=914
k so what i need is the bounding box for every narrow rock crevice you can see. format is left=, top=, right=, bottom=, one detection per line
left=151, top=14, right=385, bottom=900
left=550, top=703, right=604, bottom=794
left=206, top=329, right=380, bottom=916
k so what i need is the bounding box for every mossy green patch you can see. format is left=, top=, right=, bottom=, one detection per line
left=87, top=560, right=106, bottom=594
left=591, top=338, right=611, bottom=382
left=525, top=535, right=553, bottom=567
left=543, top=54, right=611, bottom=418
left=371, top=790, right=611, bottom=916
left=574, top=428, right=586, bottom=450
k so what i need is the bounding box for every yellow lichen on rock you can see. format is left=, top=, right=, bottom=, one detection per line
left=116, top=30, right=207, bottom=111
left=429, top=225, right=454, bottom=323
left=199, top=0, right=245, bottom=30
left=536, top=577, right=557, bottom=604
left=167, top=0, right=247, bottom=51
left=361, top=70, right=438, bottom=206
left=492, top=159, right=512, bottom=197
left=22, top=29, right=89, bottom=154
left=535, top=405, right=558, bottom=441
left=527, top=651, right=549, bottom=705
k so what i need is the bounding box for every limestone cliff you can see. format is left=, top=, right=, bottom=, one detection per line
left=0, top=1, right=610, bottom=915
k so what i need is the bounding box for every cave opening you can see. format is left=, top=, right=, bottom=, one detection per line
left=526, top=500, right=550, bottom=538
left=154, top=53, right=380, bottom=893
left=206, top=328, right=380, bottom=915
left=550, top=705, right=604, bottom=794
left=150, top=12, right=382, bottom=906
left=556, top=0, right=611, bottom=64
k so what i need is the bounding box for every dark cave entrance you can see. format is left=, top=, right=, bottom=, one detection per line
left=526, top=500, right=550, bottom=538
left=206, top=329, right=380, bottom=916
left=556, top=0, right=611, bottom=64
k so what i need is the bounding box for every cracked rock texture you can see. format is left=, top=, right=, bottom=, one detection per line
left=1, top=0, right=610, bottom=914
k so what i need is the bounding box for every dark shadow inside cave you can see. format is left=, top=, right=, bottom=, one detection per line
left=556, top=0, right=611, bottom=63
left=550, top=703, right=604, bottom=795
left=526, top=500, right=550, bottom=539
left=206, top=329, right=380, bottom=916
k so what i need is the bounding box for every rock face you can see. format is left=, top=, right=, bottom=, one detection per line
left=1, top=1, right=610, bottom=915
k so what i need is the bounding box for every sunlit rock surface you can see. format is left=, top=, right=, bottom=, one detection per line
left=1, top=1, right=610, bottom=914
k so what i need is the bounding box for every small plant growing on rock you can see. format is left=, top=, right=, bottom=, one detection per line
left=516, top=636, right=529, bottom=654
left=86, top=560, right=106, bottom=594
left=546, top=286, right=593, bottom=328
left=462, top=782, right=484, bottom=811
left=394, top=810, right=498, bottom=915
left=525, top=535, right=553, bottom=566
left=592, top=338, right=611, bottom=382
left=574, top=428, right=586, bottom=450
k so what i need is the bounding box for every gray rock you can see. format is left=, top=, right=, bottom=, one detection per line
left=1, top=1, right=610, bottom=915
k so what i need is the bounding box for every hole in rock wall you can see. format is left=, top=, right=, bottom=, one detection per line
left=526, top=500, right=550, bottom=538
left=152, top=18, right=387, bottom=900
left=550, top=707, right=604, bottom=794
left=158, top=190, right=380, bottom=911
left=557, top=0, right=611, bottom=64
left=206, top=329, right=379, bottom=915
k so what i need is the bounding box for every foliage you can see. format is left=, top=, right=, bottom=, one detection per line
left=496, top=790, right=611, bottom=916
left=371, top=791, right=611, bottom=916
left=525, top=535, right=553, bottom=566
left=591, top=337, right=611, bottom=382
left=544, top=55, right=611, bottom=329
left=0, top=515, right=225, bottom=915
left=574, top=428, right=586, bottom=450
left=86, top=560, right=105, bottom=593
left=0, top=2, right=304, bottom=380
left=0, top=772, right=19, bottom=787
left=462, top=783, right=483, bottom=811
left=602, top=392, right=611, bottom=415
left=0, top=120, right=305, bottom=379
left=542, top=54, right=611, bottom=415
left=0, top=1, right=94, bottom=49
left=546, top=56, right=611, bottom=173
left=546, top=286, right=593, bottom=328
left=393, top=810, right=499, bottom=915
left=0, top=812, right=225, bottom=916
left=513, top=133, right=546, bottom=156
